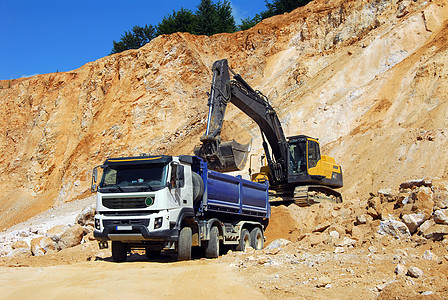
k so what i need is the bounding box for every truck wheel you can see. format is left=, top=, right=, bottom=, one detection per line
left=250, top=227, right=264, bottom=250
left=236, top=228, right=250, bottom=252
left=205, top=226, right=220, bottom=258
left=178, top=227, right=192, bottom=261
left=111, top=241, right=127, bottom=262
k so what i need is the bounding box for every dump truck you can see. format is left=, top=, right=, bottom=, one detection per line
left=91, top=154, right=270, bottom=262
left=195, top=59, right=343, bottom=205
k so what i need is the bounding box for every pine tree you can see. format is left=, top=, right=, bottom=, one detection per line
left=157, top=8, right=196, bottom=35
left=194, top=0, right=217, bottom=36
left=111, top=25, right=156, bottom=54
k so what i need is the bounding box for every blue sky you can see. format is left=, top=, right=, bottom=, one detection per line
left=0, top=0, right=268, bottom=80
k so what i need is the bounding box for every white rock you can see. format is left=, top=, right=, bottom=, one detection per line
left=394, top=264, right=407, bottom=276
left=402, top=213, right=425, bottom=234
left=76, top=204, right=96, bottom=226
left=334, top=247, right=345, bottom=253
left=407, top=266, right=423, bottom=278
left=265, top=239, right=291, bottom=250
left=433, top=209, right=448, bottom=225
left=378, top=219, right=411, bottom=239
left=329, top=230, right=340, bottom=242
left=336, top=237, right=356, bottom=247
left=423, top=250, right=438, bottom=261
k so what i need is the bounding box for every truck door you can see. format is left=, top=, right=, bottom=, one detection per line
left=169, top=163, right=191, bottom=206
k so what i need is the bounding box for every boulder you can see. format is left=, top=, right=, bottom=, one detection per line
left=378, top=219, right=410, bottom=239
left=434, top=191, right=448, bottom=209
left=394, top=264, right=407, bottom=276
left=381, top=202, right=396, bottom=220
left=316, top=276, right=332, bottom=288
left=356, top=214, right=371, bottom=225
left=422, top=224, right=448, bottom=241
left=59, top=224, right=84, bottom=249
left=399, top=179, right=432, bottom=190
left=312, top=221, right=331, bottom=233
left=406, top=266, right=423, bottom=278
left=433, top=209, right=448, bottom=225
left=415, top=187, right=434, bottom=220
left=419, top=219, right=435, bottom=235
left=367, top=207, right=380, bottom=219
left=368, top=196, right=382, bottom=215
left=265, top=239, right=291, bottom=250
left=401, top=213, right=425, bottom=234
left=76, top=204, right=96, bottom=227
left=31, top=236, right=56, bottom=256
left=46, top=225, right=69, bottom=243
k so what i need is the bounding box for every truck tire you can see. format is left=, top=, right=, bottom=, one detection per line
left=205, top=226, right=220, bottom=258
left=192, top=172, right=204, bottom=203
left=111, top=241, right=127, bottom=262
left=250, top=227, right=264, bottom=250
left=236, top=228, right=250, bottom=252
left=178, top=227, right=192, bottom=261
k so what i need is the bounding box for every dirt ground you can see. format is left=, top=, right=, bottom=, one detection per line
left=1, top=197, right=448, bottom=299
left=0, top=245, right=263, bottom=299
left=1, top=235, right=447, bottom=299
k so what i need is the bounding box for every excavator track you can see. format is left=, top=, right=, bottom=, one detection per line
left=269, top=185, right=342, bottom=207
left=293, top=185, right=342, bottom=206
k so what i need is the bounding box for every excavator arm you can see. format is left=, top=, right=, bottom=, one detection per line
left=194, top=59, right=288, bottom=183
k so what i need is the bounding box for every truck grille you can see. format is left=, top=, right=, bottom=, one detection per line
left=102, top=197, right=147, bottom=209
left=103, top=219, right=150, bottom=227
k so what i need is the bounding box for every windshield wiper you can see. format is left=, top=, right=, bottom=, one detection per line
left=103, top=184, right=124, bottom=192
left=136, top=182, right=154, bottom=191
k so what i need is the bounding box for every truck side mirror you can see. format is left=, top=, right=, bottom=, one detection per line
left=93, top=168, right=98, bottom=182
left=176, top=165, right=185, bottom=188
left=91, top=166, right=102, bottom=192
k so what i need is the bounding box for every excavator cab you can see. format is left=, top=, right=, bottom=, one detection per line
left=287, top=135, right=343, bottom=188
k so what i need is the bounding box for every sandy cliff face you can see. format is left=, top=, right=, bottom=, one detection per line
left=0, top=0, right=447, bottom=229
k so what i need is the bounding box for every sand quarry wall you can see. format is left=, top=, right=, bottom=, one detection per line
left=0, top=0, right=447, bottom=230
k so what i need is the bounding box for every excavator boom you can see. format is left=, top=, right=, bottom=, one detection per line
left=194, top=59, right=288, bottom=179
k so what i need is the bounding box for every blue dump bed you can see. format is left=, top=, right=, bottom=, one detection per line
left=200, top=169, right=270, bottom=219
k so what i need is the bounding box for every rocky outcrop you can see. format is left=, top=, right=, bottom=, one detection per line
left=0, top=203, right=97, bottom=257
left=31, top=236, right=56, bottom=256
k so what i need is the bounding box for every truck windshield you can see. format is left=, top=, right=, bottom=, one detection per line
left=99, top=163, right=168, bottom=193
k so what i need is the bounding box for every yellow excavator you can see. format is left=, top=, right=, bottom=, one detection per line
left=194, top=59, right=343, bottom=205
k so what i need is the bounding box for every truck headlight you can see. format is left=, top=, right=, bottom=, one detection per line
left=154, top=217, right=163, bottom=229
left=95, top=218, right=101, bottom=230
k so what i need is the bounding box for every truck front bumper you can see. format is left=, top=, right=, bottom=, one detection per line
left=94, top=225, right=178, bottom=242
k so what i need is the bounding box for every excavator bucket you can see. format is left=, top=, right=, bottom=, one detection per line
left=194, top=139, right=250, bottom=172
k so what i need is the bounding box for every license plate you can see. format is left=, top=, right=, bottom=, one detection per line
left=116, top=225, right=132, bottom=231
